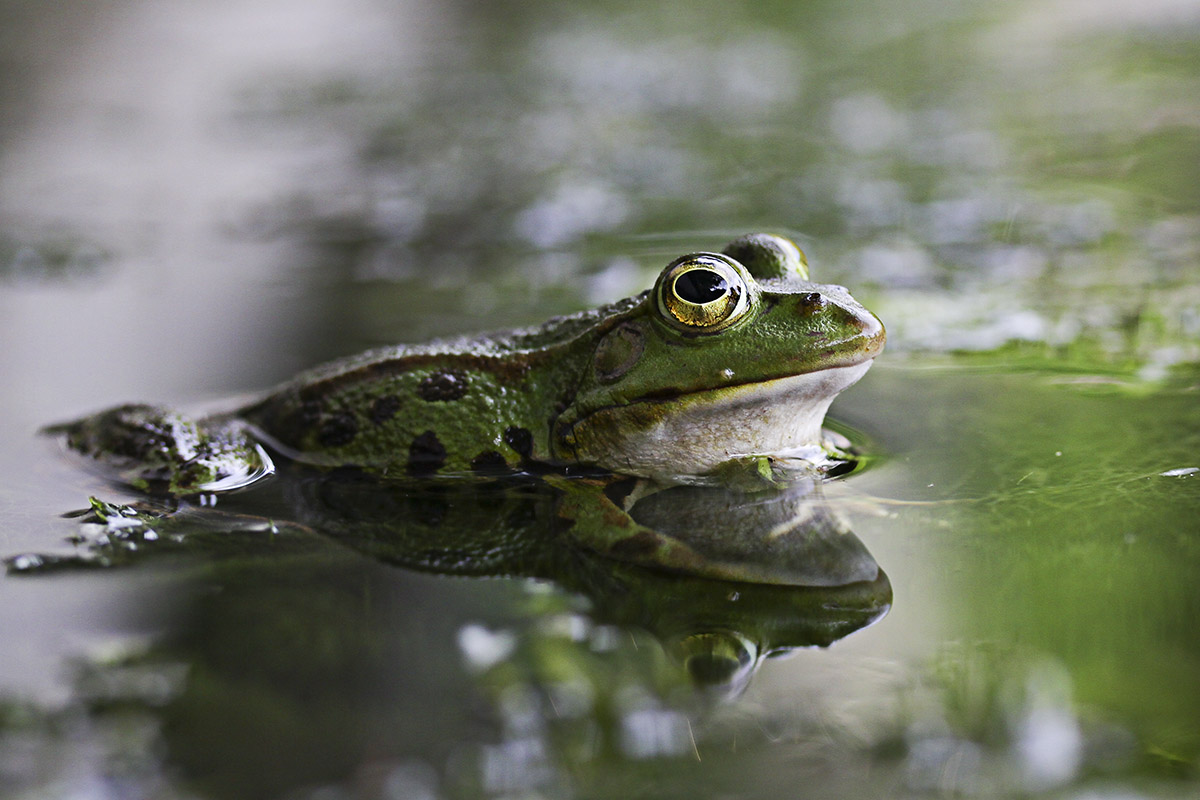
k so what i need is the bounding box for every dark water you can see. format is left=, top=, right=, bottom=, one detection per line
left=1, top=1, right=1198, bottom=798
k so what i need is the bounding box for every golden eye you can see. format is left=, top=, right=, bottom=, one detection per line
left=655, top=254, right=753, bottom=332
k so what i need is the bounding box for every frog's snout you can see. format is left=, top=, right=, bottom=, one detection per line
left=803, top=291, right=886, bottom=360
left=856, top=307, right=887, bottom=358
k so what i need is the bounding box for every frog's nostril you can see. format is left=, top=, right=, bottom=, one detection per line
left=799, top=292, right=827, bottom=312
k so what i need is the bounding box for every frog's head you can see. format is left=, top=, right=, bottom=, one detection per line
left=555, top=234, right=885, bottom=478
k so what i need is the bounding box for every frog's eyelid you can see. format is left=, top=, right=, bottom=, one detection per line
left=656, top=257, right=752, bottom=332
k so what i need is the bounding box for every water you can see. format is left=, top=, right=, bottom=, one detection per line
left=1, top=0, right=1198, bottom=797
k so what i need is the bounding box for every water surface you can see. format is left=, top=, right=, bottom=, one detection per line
left=1, top=1, right=1198, bottom=798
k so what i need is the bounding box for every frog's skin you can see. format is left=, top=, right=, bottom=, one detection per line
left=52, top=233, right=884, bottom=494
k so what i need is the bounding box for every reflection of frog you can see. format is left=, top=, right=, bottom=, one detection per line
left=12, top=469, right=890, bottom=694
left=50, top=233, right=884, bottom=494
left=306, top=471, right=891, bottom=693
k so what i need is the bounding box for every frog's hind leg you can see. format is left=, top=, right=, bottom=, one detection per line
left=45, top=403, right=274, bottom=497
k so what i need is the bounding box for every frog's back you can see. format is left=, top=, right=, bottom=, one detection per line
left=241, top=295, right=643, bottom=476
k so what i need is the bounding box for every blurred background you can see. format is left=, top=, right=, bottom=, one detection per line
left=1, top=0, right=1198, bottom=798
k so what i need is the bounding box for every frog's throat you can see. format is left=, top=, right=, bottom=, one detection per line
left=558, top=361, right=874, bottom=478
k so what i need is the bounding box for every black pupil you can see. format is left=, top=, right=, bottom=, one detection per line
left=674, top=269, right=728, bottom=304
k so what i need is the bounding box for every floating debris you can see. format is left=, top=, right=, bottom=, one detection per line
left=1160, top=467, right=1199, bottom=477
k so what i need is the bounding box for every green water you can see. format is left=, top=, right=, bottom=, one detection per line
left=1, top=0, right=1198, bottom=798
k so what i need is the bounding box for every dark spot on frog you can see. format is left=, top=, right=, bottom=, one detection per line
left=418, top=370, right=469, bottom=402
left=369, top=394, right=402, bottom=424
left=265, top=398, right=322, bottom=445
left=318, top=412, right=359, bottom=448
left=407, top=430, right=447, bottom=475
left=608, top=530, right=662, bottom=559
left=503, top=426, right=533, bottom=459
left=470, top=450, right=509, bottom=475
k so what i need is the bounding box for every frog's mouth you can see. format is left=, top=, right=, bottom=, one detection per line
left=559, top=359, right=876, bottom=479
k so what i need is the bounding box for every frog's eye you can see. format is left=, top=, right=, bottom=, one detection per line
left=656, top=254, right=753, bottom=333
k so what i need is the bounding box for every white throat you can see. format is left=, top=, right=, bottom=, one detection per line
left=594, top=360, right=874, bottom=478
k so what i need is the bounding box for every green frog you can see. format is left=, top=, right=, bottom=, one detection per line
left=51, top=233, right=884, bottom=495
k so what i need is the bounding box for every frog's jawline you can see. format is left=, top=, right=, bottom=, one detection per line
left=621, top=361, right=869, bottom=406
left=565, top=360, right=875, bottom=478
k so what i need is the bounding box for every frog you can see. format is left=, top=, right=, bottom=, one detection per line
left=49, top=233, right=885, bottom=495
